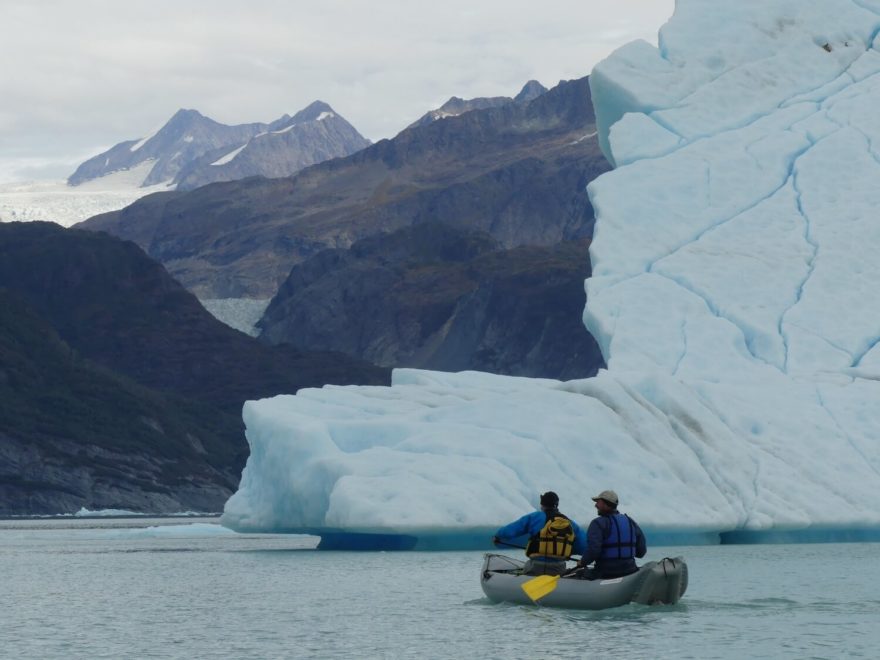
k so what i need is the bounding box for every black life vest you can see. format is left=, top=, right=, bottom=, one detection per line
left=599, top=513, right=637, bottom=559
left=526, top=511, right=575, bottom=560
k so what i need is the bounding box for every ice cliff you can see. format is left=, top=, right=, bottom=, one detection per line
left=222, top=0, right=880, bottom=547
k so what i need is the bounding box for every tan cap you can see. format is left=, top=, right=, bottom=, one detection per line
left=591, top=489, right=619, bottom=506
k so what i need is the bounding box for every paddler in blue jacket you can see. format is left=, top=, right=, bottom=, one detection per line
left=492, top=491, right=587, bottom=576
left=577, top=489, right=647, bottom=579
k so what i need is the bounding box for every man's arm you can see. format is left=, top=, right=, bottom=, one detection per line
left=495, top=511, right=539, bottom=542
left=634, top=519, right=647, bottom=558
left=579, top=518, right=605, bottom=565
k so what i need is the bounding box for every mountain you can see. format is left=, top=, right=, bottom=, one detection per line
left=68, top=109, right=265, bottom=187
left=258, top=223, right=604, bottom=379
left=173, top=102, right=371, bottom=190
left=513, top=80, right=548, bottom=103
left=405, top=80, right=547, bottom=129
left=0, top=222, right=389, bottom=514
left=78, top=76, right=609, bottom=299
left=67, top=103, right=370, bottom=190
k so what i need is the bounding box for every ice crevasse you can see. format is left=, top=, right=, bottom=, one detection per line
left=222, top=0, right=880, bottom=547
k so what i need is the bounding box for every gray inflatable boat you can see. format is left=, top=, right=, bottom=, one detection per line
left=480, top=553, right=688, bottom=609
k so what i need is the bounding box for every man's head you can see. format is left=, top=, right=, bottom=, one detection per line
left=591, top=489, right=619, bottom=514
left=540, top=491, right=559, bottom=510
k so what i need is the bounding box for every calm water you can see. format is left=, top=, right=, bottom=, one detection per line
left=3, top=518, right=880, bottom=659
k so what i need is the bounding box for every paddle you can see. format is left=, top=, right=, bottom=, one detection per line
left=520, top=560, right=585, bottom=603
left=521, top=574, right=561, bottom=602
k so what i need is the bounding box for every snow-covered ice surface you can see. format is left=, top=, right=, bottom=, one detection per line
left=0, top=161, right=172, bottom=227
left=200, top=298, right=271, bottom=337
left=222, top=0, right=880, bottom=547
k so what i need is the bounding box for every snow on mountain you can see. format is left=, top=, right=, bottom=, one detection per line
left=210, top=145, right=248, bottom=167
left=0, top=161, right=172, bottom=227
left=129, top=121, right=164, bottom=152
left=222, top=0, right=880, bottom=547
left=66, top=102, right=369, bottom=192
left=68, top=109, right=269, bottom=187
left=170, top=101, right=371, bottom=190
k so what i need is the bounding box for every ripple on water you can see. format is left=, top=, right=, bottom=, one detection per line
left=3, top=529, right=880, bottom=659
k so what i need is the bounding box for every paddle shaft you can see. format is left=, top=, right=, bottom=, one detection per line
left=493, top=540, right=526, bottom=550
left=493, top=539, right=582, bottom=563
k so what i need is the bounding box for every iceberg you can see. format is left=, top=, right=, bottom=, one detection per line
left=222, top=0, right=880, bottom=548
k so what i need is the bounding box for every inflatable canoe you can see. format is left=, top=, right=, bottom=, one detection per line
left=480, top=553, right=688, bottom=609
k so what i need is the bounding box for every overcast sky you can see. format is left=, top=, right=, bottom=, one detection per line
left=1, top=0, right=674, bottom=182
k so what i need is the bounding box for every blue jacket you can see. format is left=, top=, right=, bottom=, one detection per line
left=582, top=511, right=647, bottom=577
left=495, top=509, right=587, bottom=557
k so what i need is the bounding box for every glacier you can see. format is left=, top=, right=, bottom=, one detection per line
left=222, top=0, right=880, bottom=549
left=199, top=298, right=271, bottom=337
left=0, top=161, right=172, bottom=227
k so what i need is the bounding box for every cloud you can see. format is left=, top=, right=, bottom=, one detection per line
left=0, top=0, right=674, bottom=182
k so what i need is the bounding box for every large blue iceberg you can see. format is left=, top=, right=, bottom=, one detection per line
left=222, top=0, right=880, bottom=548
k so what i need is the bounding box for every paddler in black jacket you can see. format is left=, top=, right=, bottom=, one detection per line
left=576, top=489, right=647, bottom=579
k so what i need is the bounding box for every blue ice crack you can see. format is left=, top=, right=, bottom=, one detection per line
left=672, top=317, right=688, bottom=377
left=850, top=332, right=880, bottom=368
left=643, top=136, right=816, bottom=370
left=780, top=152, right=820, bottom=373
left=652, top=44, right=871, bottom=152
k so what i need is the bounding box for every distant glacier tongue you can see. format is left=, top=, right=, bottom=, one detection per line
left=222, top=0, right=880, bottom=546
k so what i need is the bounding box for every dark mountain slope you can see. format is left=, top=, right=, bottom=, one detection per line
left=259, top=224, right=604, bottom=380
left=0, top=288, right=239, bottom=514
left=0, top=222, right=388, bottom=411
left=0, top=222, right=389, bottom=514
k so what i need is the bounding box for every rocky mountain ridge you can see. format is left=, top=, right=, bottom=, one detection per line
left=173, top=101, right=372, bottom=190
left=67, top=102, right=370, bottom=191
left=406, top=80, right=547, bottom=128
left=79, top=75, right=609, bottom=300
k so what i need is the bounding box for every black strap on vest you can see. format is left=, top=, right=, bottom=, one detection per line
left=526, top=509, right=573, bottom=558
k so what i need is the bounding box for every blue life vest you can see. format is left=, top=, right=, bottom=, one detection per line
left=599, top=513, right=636, bottom=559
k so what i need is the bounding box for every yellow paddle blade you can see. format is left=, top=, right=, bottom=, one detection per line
left=520, top=574, right=560, bottom=602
